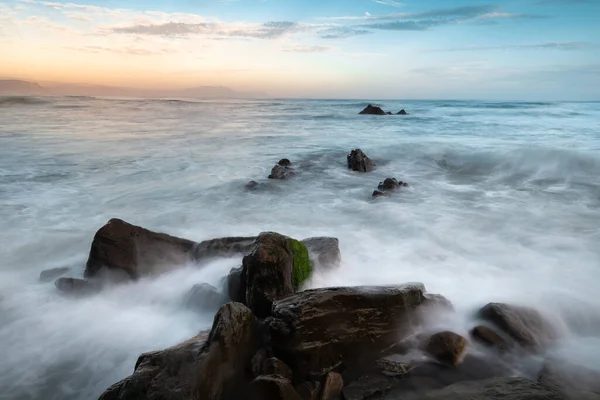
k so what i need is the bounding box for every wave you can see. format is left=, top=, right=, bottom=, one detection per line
left=0, top=96, right=49, bottom=107
left=435, top=101, right=555, bottom=110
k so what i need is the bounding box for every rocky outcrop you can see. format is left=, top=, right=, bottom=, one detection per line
left=249, top=375, right=303, bottom=400
left=470, top=325, right=509, bottom=351
left=54, top=277, right=99, bottom=296
left=184, top=283, right=226, bottom=313
left=226, top=266, right=246, bottom=304
left=269, top=159, right=295, bottom=180
left=194, top=236, right=256, bottom=262
left=359, top=104, right=387, bottom=115
left=478, top=303, right=557, bottom=349
left=244, top=232, right=312, bottom=318
left=347, top=149, right=374, bottom=173
left=40, top=267, right=69, bottom=282
left=99, top=302, right=260, bottom=400
left=84, top=218, right=197, bottom=280
left=378, top=178, right=408, bottom=191
left=397, top=109, right=408, bottom=115
left=301, top=237, right=341, bottom=270
left=425, top=331, right=467, bottom=366
left=538, top=359, right=600, bottom=400
left=269, top=284, right=426, bottom=380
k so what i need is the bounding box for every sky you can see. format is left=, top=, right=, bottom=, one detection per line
left=0, top=0, right=599, bottom=100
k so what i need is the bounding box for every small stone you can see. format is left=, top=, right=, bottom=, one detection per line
left=425, top=331, right=467, bottom=366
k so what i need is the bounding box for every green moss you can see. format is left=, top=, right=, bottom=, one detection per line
left=287, top=238, right=312, bottom=290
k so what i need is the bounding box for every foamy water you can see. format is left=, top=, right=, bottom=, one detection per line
left=0, top=97, right=599, bottom=399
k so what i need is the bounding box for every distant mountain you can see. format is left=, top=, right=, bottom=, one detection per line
left=0, top=79, right=267, bottom=99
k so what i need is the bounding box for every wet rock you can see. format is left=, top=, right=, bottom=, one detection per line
left=425, top=331, right=467, bottom=366
left=245, top=180, right=263, bottom=191
left=359, top=104, right=387, bottom=115
left=397, top=109, right=408, bottom=115
left=295, top=381, right=321, bottom=400
left=84, top=218, right=197, bottom=280
left=227, top=266, right=246, bottom=303
left=99, top=302, right=260, bottom=400
left=321, top=372, right=343, bottom=400
left=244, top=232, right=312, bottom=318
left=40, top=267, right=69, bottom=282
left=372, top=190, right=387, bottom=199
left=194, top=236, right=256, bottom=262
left=269, top=283, right=426, bottom=380
left=269, top=163, right=295, bottom=180
left=264, top=358, right=294, bottom=381
left=54, top=278, right=99, bottom=296
left=470, top=325, right=509, bottom=351
left=250, top=375, right=303, bottom=400
left=377, top=178, right=409, bottom=191
left=478, top=303, right=557, bottom=349
left=347, top=149, right=374, bottom=173
left=301, top=237, right=341, bottom=270
left=342, top=374, right=397, bottom=400
left=375, top=358, right=410, bottom=376
left=278, top=158, right=292, bottom=167
left=538, top=359, right=600, bottom=400
left=422, top=293, right=454, bottom=312
left=184, top=283, right=226, bottom=312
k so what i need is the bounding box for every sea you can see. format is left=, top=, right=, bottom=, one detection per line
left=0, top=96, right=599, bottom=399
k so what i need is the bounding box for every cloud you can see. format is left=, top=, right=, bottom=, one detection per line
left=475, top=12, right=546, bottom=20
left=282, top=45, right=332, bottom=53
left=424, top=41, right=597, bottom=52
left=66, top=45, right=176, bottom=56
left=373, top=0, right=404, bottom=6
left=323, top=5, right=496, bottom=22
left=319, top=27, right=371, bottom=39
left=536, top=0, right=593, bottom=4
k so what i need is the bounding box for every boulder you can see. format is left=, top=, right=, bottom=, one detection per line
left=321, top=372, right=343, bottom=400
left=98, top=302, right=260, bottom=400
left=359, top=104, right=387, bottom=115
left=425, top=331, right=467, bottom=366
left=398, top=109, right=408, bottom=115
left=278, top=159, right=292, bottom=167
left=269, top=162, right=295, bottom=180
left=301, top=237, right=341, bottom=270
left=249, top=375, right=303, bottom=400
left=184, top=283, right=226, bottom=313
left=54, top=278, right=99, bottom=296
left=377, top=178, right=408, bottom=191
left=244, top=232, right=312, bottom=318
left=39, top=267, right=70, bottom=282
left=226, top=266, right=246, bottom=304
left=470, top=325, right=509, bottom=351
left=478, top=303, right=557, bottom=349
left=84, top=218, right=197, bottom=280
left=538, top=359, right=600, bottom=400
left=374, top=358, right=410, bottom=376
left=347, top=149, right=374, bottom=173
left=194, top=236, right=256, bottom=262
left=269, top=284, right=426, bottom=380
left=422, top=293, right=454, bottom=312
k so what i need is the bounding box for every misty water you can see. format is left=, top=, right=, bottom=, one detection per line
left=0, top=96, right=599, bottom=399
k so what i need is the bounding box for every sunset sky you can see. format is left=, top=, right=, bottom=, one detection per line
left=0, top=0, right=599, bottom=99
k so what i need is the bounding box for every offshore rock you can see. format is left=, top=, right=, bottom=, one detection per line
left=347, top=149, right=374, bottom=173
left=359, top=104, right=387, bottom=115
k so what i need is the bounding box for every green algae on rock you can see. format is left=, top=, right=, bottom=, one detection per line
left=287, top=238, right=312, bottom=290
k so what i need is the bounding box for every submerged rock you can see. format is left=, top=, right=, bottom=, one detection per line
left=84, top=218, right=197, bottom=280
left=347, top=149, right=374, bottom=173
left=377, top=178, right=408, bottom=191
left=470, top=325, right=509, bottom=351
left=269, top=284, right=426, bottom=380
left=359, top=104, right=387, bottom=115
left=538, top=359, right=600, bottom=399
left=425, top=331, right=467, bottom=366
left=54, top=277, right=99, bottom=296
left=40, top=267, right=69, bottom=282
left=372, top=190, right=387, bottom=199
left=184, top=283, right=226, bottom=313
left=269, top=159, right=295, bottom=180
left=194, top=236, right=256, bottom=262
left=301, top=237, right=341, bottom=270
left=397, top=109, right=408, bottom=115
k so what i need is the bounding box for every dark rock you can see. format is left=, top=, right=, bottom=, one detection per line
left=386, top=111, right=392, bottom=115
left=278, top=159, right=292, bottom=167
left=295, top=381, right=321, bottom=400
left=347, top=149, right=374, bottom=173
left=184, top=283, right=225, bottom=312
left=425, top=331, right=467, bottom=366
left=54, top=278, right=99, bottom=296
left=226, top=266, right=246, bottom=303
left=244, top=232, right=312, bottom=318
left=245, top=180, right=261, bottom=191
left=538, top=359, right=600, bottom=400
left=321, top=372, right=343, bottom=400
left=84, top=218, right=197, bottom=280
left=269, top=164, right=295, bottom=180
left=397, top=109, right=408, bottom=115
left=301, top=237, right=341, bottom=270
left=422, top=293, right=454, bottom=312
left=265, top=358, right=294, bottom=381
left=194, top=236, right=256, bottom=262
left=250, top=375, right=303, bottom=400
left=342, top=374, right=396, bottom=400
left=269, top=283, right=426, bottom=380
left=378, top=178, right=401, bottom=191
left=375, top=358, right=410, bottom=376
left=372, top=190, right=387, bottom=199
left=98, top=302, right=260, bottom=400
left=478, top=303, right=557, bottom=349
left=470, top=325, right=509, bottom=351
left=40, top=267, right=69, bottom=282
left=359, top=104, right=387, bottom=115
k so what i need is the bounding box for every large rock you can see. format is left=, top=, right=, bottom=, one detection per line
left=85, top=218, right=197, bottom=280
left=359, top=104, right=387, bottom=115
left=269, top=284, right=427, bottom=380
left=397, top=109, right=408, bottom=115
left=226, top=266, right=246, bottom=303
left=347, top=149, right=374, bottom=173
left=244, top=232, right=312, bottom=318
left=269, top=159, right=295, bottom=180
left=478, top=303, right=557, bottom=349
left=249, top=375, right=303, bottom=400
left=184, top=283, right=226, bottom=313
left=301, top=237, right=341, bottom=270
left=99, top=302, right=260, bottom=400
left=194, top=236, right=256, bottom=262
left=425, top=331, right=467, bottom=366
left=538, top=359, right=600, bottom=400
left=321, top=372, right=343, bottom=400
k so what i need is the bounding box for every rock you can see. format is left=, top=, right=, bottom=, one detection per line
left=184, top=283, right=226, bottom=312
left=398, top=377, right=563, bottom=400
left=470, top=325, right=509, bottom=351
left=194, top=236, right=256, bottom=262
left=264, top=358, right=294, bottom=381
left=250, top=375, right=303, bottom=400
left=378, top=178, right=401, bottom=191
left=538, top=359, right=600, bottom=400
left=422, top=293, right=454, bottom=312
left=84, top=218, right=197, bottom=280
left=425, top=331, right=467, bottom=366
left=359, top=104, right=387, bottom=115
left=398, top=109, right=408, bottom=115
left=278, top=159, right=292, bottom=167
left=269, top=283, right=426, bottom=380
left=244, top=232, right=312, bottom=318
left=227, top=266, right=246, bottom=303
left=54, top=278, right=99, bottom=296
left=375, top=358, right=410, bottom=376
left=269, top=164, right=295, bottom=180
left=372, top=190, right=387, bottom=199
left=39, top=267, right=69, bottom=282
left=386, top=111, right=392, bottom=115
left=295, top=381, right=321, bottom=400
left=347, top=149, right=374, bottom=173
left=98, top=302, right=260, bottom=400
left=301, top=237, right=341, bottom=270
left=342, top=374, right=396, bottom=400
left=321, top=372, right=343, bottom=400
left=478, top=303, right=557, bottom=349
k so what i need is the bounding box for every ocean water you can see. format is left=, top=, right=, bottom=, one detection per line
left=0, top=96, right=599, bottom=399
